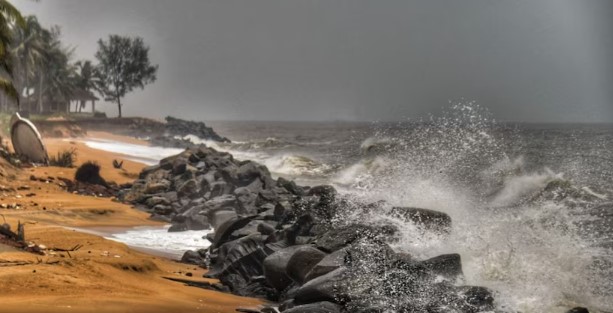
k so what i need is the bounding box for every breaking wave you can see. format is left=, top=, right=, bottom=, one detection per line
left=335, top=103, right=613, bottom=312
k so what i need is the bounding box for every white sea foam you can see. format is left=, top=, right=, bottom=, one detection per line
left=105, top=225, right=212, bottom=259
left=338, top=103, right=613, bottom=312
left=80, top=139, right=184, bottom=165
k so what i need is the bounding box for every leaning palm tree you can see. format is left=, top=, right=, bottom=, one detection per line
left=0, top=0, right=24, bottom=106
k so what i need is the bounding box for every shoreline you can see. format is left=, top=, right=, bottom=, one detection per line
left=0, top=131, right=262, bottom=313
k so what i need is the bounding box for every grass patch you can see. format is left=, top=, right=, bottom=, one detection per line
left=49, top=148, right=77, bottom=168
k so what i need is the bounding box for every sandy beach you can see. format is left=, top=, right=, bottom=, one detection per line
left=0, top=132, right=261, bottom=313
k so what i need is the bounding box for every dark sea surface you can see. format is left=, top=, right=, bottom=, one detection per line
left=199, top=105, right=612, bottom=313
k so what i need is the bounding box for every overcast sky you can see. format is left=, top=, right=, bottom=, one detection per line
left=15, top=0, right=613, bottom=122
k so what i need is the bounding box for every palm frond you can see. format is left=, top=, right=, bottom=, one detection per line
left=0, top=76, right=18, bottom=104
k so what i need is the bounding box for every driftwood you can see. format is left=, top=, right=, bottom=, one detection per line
left=48, top=244, right=83, bottom=258
left=162, top=276, right=218, bottom=290
left=112, top=159, right=124, bottom=169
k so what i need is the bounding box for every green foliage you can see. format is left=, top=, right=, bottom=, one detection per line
left=49, top=147, right=77, bottom=168
left=0, top=0, right=25, bottom=104
left=95, top=35, right=158, bottom=118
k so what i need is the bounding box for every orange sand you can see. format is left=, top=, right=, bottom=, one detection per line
left=0, top=132, right=262, bottom=313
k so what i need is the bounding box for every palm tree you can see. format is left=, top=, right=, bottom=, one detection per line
left=31, top=26, right=77, bottom=113
left=43, top=44, right=77, bottom=111
left=12, top=15, right=45, bottom=111
left=0, top=0, right=24, bottom=106
left=74, top=60, right=100, bottom=112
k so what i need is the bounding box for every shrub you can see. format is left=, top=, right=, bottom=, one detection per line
left=75, top=161, right=108, bottom=187
left=49, top=148, right=77, bottom=168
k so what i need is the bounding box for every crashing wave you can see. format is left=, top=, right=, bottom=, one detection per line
left=334, top=102, right=613, bottom=313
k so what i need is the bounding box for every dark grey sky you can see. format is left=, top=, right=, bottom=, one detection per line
left=16, top=0, right=613, bottom=122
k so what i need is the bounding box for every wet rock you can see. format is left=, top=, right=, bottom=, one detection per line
left=235, top=187, right=259, bottom=215
left=454, top=286, right=495, bottom=313
left=294, top=267, right=348, bottom=304
left=257, top=222, right=276, bottom=235
left=139, top=164, right=161, bottom=179
left=145, top=180, right=170, bottom=194
left=177, top=179, right=198, bottom=198
left=389, top=207, right=451, bottom=233
left=209, top=181, right=234, bottom=198
left=283, top=302, right=341, bottom=313
left=303, top=249, right=346, bottom=282
left=153, top=204, right=174, bottom=215
left=286, top=246, right=327, bottom=284
left=315, top=224, right=395, bottom=253
left=145, top=196, right=170, bottom=207
left=203, top=195, right=238, bottom=214
left=181, top=250, right=206, bottom=267
left=421, top=253, right=463, bottom=280
left=263, top=245, right=307, bottom=291
left=212, top=216, right=257, bottom=248
left=208, top=209, right=238, bottom=229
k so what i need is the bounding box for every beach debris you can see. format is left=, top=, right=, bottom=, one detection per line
left=0, top=217, right=43, bottom=255
left=47, top=244, right=83, bottom=258
left=10, top=112, right=49, bottom=164
left=112, top=159, right=124, bottom=169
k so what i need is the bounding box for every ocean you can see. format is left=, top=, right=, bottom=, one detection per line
left=91, top=104, right=613, bottom=312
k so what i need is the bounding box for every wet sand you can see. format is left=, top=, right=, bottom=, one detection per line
left=0, top=132, right=262, bottom=313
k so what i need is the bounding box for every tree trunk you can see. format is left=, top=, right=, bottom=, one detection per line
left=117, top=97, right=122, bottom=118
left=38, top=73, right=43, bottom=113
left=24, top=63, right=29, bottom=113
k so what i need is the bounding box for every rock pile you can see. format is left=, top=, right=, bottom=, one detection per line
left=164, top=116, right=230, bottom=143
left=146, top=116, right=231, bottom=148
left=121, top=145, right=497, bottom=313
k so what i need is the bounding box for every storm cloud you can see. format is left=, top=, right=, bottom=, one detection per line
left=16, top=0, right=613, bottom=122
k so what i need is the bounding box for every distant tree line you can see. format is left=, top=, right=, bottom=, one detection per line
left=0, top=1, right=158, bottom=118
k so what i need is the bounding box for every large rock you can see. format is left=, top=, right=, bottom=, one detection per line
left=421, top=253, right=463, bottom=280
left=180, top=250, right=206, bottom=267
left=283, top=302, right=341, bottom=313
left=315, top=224, right=396, bottom=253
left=208, top=209, right=238, bottom=229
left=286, top=246, right=327, bottom=284
left=389, top=207, right=451, bottom=233
left=303, top=249, right=346, bottom=282
left=212, top=215, right=256, bottom=248
left=177, top=179, right=199, bottom=198
left=263, top=245, right=307, bottom=291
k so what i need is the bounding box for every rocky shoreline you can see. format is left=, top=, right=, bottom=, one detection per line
left=120, top=144, right=498, bottom=313
left=33, top=116, right=230, bottom=148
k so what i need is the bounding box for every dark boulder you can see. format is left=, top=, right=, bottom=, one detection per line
left=389, top=207, right=451, bottom=233
left=286, top=246, right=326, bottom=284
left=294, top=267, right=348, bottom=304
left=283, top=302, right=342, bottom=313
left=208, top=209, right=238, bottom=229
left=421, top=253, right=463, bottom=280
left=315, top=224, right=396, bottom=253
left=303, top=249, right=346, bottom=282
left=180, top=250, right=206, bottom=267
left=263, top=245, right=307, bottom=291
left=212, top=215, right=256, bottom=248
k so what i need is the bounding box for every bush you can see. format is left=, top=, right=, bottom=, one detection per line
left=49, top=148, right=77, bottom=168
left=75, top=161, right=108, bottom=187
